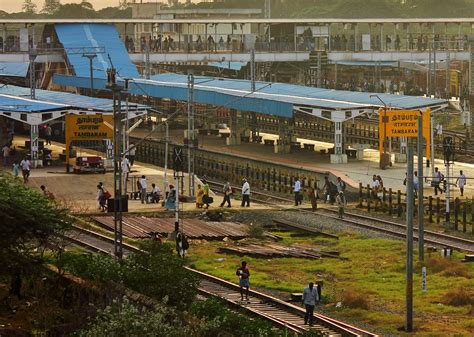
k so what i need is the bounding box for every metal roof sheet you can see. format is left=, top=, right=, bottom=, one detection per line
left=52, top=73, right=447, bottom=117
left=0, top=62, right=29, bottom=77
left=0, top=93, right=68, bottom=113
left=0, top=85, right=148, bottom=113
left=55, top=23, right=139, bottom=79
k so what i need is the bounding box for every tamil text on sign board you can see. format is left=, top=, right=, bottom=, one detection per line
left=378, top=109, right=431, bottom=159
left=65, top=114, right=114, bottom=164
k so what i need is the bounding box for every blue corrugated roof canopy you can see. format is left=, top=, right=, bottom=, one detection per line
left=55, top=23, right=139, bottom=79
left=53, top=73, right=447, bottom=118
left=0, top=85, right=148, bottom=113
left=0, top=62, right=30, bottom=78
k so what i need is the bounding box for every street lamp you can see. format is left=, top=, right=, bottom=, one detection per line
left=370, top=94, right=391, bottom=169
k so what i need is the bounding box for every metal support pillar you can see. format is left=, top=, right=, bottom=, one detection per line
left=445, top=51, right=450, bottom=98
left=163, top=121, right=169, bottom=194
left=396, top=136, right=408, bottom=163
left=227, top=109, right=240, bottom=145
left=445, top=161, right=451, bottom=225
left=145, top=43, right=151, bottom=79
left=29, top=49, right=37, bottom=99
left=330, top=120, right=347, bottom=163
left=317, top=52, right=322, bottom=87
left=30, top=124, right=40, bottom=168
left=406, top=146, right=414, bottom=332
left=417, top=115, right=424, bottom=262
left=187, top=74, right=195, bottom=197
left=83, top=53, right=97, bottom=96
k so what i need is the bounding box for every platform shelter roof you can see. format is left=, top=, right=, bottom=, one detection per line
left=53, top=73, right=447, bottom=120
left=0, top=84, right=148, bottom=125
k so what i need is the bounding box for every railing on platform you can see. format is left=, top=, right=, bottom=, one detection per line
left=130, top=137, right=335, bottom=198
left=358, top=183, right=474, bottom=234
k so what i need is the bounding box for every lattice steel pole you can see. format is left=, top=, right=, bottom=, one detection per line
left=107, top=68, right=124, bottom=260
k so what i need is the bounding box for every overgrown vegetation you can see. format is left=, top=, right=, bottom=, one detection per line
left=0, top=173, right=71, bottom=288
left=187, top=229, right=474, bottom=335
left=60, top=241, right=199, bottom=309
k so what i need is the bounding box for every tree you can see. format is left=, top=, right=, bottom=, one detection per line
left=42, top=0, right=61, bottom=15
left=22, top=0, right=37, bottom=14
left=80, top=0, right=94, bottom=10
left=0, top=174, right=71, bottom=288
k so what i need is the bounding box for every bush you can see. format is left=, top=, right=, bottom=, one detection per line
left=442, top=287, right=474, bottom=307
left=341, top=289, right=370, bottom=310
left=75, top=297, right=193, bottom=337
left=427, top=256, right=471, bottom=278
left=60, top=241, right=199, bottom=309
left=190, top=298, right=280, bottom=337
left=247, top=223, right=265, bottom=238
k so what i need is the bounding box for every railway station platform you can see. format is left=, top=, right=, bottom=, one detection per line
left=132, top=127, right=474, bottom=199
left=1, top=135, right=278, bottom=213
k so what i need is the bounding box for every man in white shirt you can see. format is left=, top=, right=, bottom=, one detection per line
left=20, top=156, right=31, bottom=183
left=128, top=143, right=136, bottom=166
left=241, top=178, right=250, bottom=207
left=294, top=177, right=302, bottom=206
left=302, top=282, right=319, bottom=326
left=122, top=156, right=130, bottom=193
left=139, top=175, right=147, bottom=204
left=456, top=170, right=466, bottom=197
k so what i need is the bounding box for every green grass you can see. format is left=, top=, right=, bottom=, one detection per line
left=187, top=230, right=474, bottom=336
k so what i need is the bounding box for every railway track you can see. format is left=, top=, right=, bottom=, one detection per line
left=207, top=180, right=474, bottom=253
left=65, top=225, right=377, bottom=336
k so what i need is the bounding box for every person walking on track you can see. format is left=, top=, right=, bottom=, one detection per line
left=236, top=261, right=250, bottom=302
left=294, top=177, right=302, bottom=206
left=335, top=191, right=347, bottom=219
left=220, top=179, right=232, bottom=207
left=241, top=178, right=250, bottom=207
left=456, top=170, right=466, bottom=197
left=302, top=282, right=319, bottom=326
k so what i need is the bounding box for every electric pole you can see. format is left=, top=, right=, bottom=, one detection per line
left=406, top=146, right=414, bottom=332
left=106, top=67, right=125, bottom=260
left=417, top=114, right=424, bottom=262
left=187, top=74, right=195, bottom=197
left=82, top=53, right=97, bottom=96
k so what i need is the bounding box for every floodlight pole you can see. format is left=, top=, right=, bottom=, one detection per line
left=106, top=68, right=125, bottom=260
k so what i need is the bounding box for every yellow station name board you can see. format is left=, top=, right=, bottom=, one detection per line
left=379, top=109, right=431, bottom=159
left=65, top=114, right=114, bottom=164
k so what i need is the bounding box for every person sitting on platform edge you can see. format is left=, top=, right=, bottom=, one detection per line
left=151, top=183, right=161, bottom=203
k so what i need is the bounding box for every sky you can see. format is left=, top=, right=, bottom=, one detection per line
left=0, top=0, right=202, bottom=13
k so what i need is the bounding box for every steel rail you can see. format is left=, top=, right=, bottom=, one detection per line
left=66, top=224, right=377, bottom=336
